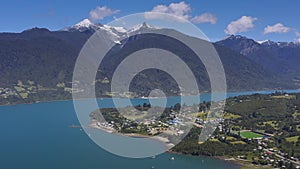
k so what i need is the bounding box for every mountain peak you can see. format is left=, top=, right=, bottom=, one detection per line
left=141, top=22, right=151, bottom=28
left=63, top=18, right=99, bottom=32
left=225, top=34, right=249, bottom=41
left=128, top=22, right=155, bottom=33
left=64, top=19, right=157, bottom=34
left=26, top=27, right=50, bottom=31
left=222, top=35, right=300, bottom=47
left=74, top=18, right=94, bottom=28
left=219, top=35, right=260, bottom=46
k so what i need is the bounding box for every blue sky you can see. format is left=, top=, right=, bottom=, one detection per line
left=1, top=0, right=299, bottom=42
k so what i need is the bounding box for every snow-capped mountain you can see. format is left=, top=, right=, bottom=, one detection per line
left=217, top=35, right=261, bottom=56
left=217, top=35, right=300, bottom=55
left=72, top=18, right=94, bottom=28
left=216, top=35, right=300, bottom=79
left=65, top=19, right=156, bottom=32
left=65, top=19, right=98, bottom=32
left=220, top=35, right=300, bottom=47
left=259, top=40, right=300, bottom=48
left=251, top=37, right=299, bottom=48
left=63, top=19, right=159, bottom=44
left=65, top=18, right=125, bottom=33
left=63, top=19, right=128, bottom=43
left=127, top=22, right=156, bottom=33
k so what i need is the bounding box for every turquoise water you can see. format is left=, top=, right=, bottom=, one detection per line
left=0, top=89, right=299, bottom=169
left=96, top=89, right=300, bottom=107
left=0, top=101, right=239, bottom=169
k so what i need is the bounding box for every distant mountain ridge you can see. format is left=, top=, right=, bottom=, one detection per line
left=0, top=19, right=298, bottom=103
left=218, top=35, right=300, bottom=55
left=216, top=35, right=300, bottom=85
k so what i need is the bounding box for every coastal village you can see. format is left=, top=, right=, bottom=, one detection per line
left=89, top=104, right=199, bottom=144
left=90, top=92, right=300, bottom=169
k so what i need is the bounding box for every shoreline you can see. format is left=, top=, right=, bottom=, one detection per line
left=89, top=120, right=175, bottom=149
left=167, top=151, right=271, bottom=169
left=1, top=88, right=300, bottom=108
left=89, top=120, right=248, bottom=168
left=89, top=120, right=244, bottom=168
left=167, top=151, right=243, bottom=168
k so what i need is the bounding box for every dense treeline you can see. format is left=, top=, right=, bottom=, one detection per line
left=171, top=127, right=256, bottom=156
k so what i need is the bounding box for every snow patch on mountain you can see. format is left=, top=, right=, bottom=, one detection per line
left=73, top=19, right=93, bottom=28
left=256, top=40, right=269, bottom=44
left=63, top=19, right=161, bottom=44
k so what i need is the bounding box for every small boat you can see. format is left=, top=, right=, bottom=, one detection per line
left=170, top=157, right=175, bottom=160
left=150, top=156, right=156, bottom=159
left=69, top=124, right=81, bottom=128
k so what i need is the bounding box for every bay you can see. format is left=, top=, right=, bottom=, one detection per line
left=0, top=89, right=299, bottom=169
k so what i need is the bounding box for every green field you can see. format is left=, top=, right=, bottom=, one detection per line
left=286, top=136, right=299, bottom=143
left=240, top=131, right=263, bottom=139
left=231, top=141, right=246, bottom=145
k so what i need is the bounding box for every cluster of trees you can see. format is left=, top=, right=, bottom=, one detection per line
left=0, top=89, right=71, bottom=105
left=171, top=127, right=255, bottom=156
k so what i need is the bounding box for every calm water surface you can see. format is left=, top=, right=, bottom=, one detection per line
left=1, top=89, right=299, bottom=169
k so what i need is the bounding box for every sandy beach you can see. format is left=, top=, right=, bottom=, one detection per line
left=89, top=120, right=174, bottom=148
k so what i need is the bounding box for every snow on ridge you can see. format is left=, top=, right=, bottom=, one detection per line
left=128, top=22, right=156, bottom=33
left=256, top=40, right=269, bottom=44
left=73, top=19, right=93, bottom=28
left=65, top=19, right=163, bottom=44
left=68, top=19, right=156, bottom=34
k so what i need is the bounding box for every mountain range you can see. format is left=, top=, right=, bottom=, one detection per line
left=216, top=35, right=300, bottom=82
left=0, top=18, right=299, bottom=101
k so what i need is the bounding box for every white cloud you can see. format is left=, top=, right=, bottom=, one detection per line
left=191, top=13, right=217, bottom=24
left=145, top=1, right=191, bottom=22
left=152, top=1, right=191, bottom=20
left=224, top=16, right=257, bottom=35
left=263, top=23, right=291, bottom=34
left=89, top=6, right=120, bottom=21
left=145, top=1, right=217, bottom=24
left=294, top=31, right=300, bottom=43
